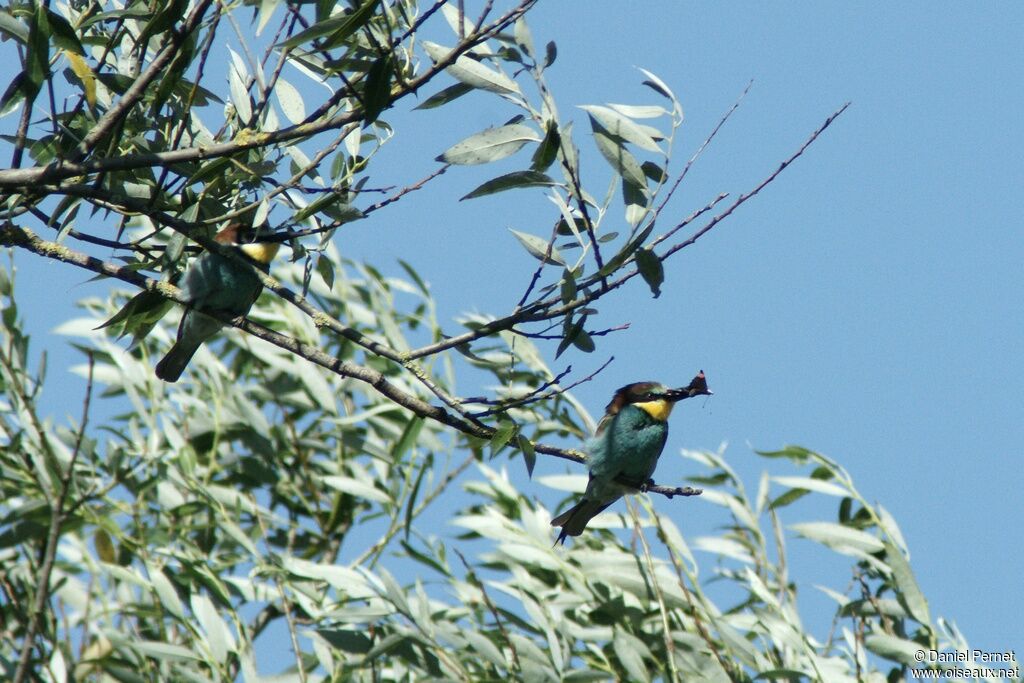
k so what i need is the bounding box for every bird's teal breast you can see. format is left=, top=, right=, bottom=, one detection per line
left=587, top=405, right=668, bottom=485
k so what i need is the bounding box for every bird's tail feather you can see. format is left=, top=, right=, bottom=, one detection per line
left=155, top=340, right=200, bottom=383
left=551, top=498, right=613, bottom=545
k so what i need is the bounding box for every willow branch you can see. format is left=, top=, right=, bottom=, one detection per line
left=406, top=102, right=851, bottom=360
left=0, top=222, right=711, bottom=496
left=72, top=0, right=215, bottom=163
left=0, top=1, right=537, bottom=189
left=12, top=355, right=95, bottom=683
left=468, top=356, right=614, bottom=418
left=659, top=102, right=852, bottom=261
left=0, top=222, right=596, bottom=465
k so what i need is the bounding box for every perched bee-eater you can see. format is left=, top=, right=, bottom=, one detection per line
left=551, top=371, right=711, bottom=544
left=155, top=223, right=280, bottom=382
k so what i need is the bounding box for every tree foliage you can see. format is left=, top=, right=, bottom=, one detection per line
left=0, top=1, right=985, bottom=682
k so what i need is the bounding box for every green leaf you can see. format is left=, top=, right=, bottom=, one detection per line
left=399, top=539, right=449, bottom=577
left=607, top=103, right=670, bottom=119
left=555, top=316, right=580, bottom=359
left=275, top=78, right=306, bottom=124
left=560, top=269, right=577, bottom=304
left=463, top=630, right=506, bottom=668
left=772, top=476, right=848, bottom=498
left=790, top=521, right=885, bottom=554
left=166, top=230, right=188, bottom=262
left=403, top=455, right=431, bottom=541
left=228, top=62, right=252, bottom=123
left=579, top=105, right=662, bottom=153
left=461, top=170, right=556, bottom=200
left=316, top=0, right=334, bottom=21
left=613, top=629, right=651, bottom=683
left=753, top=670, right=810, bottom=681
left=190, top=592, right=235, bottom=663
left=414, top=82, right=474, bottom=110
left=362, top=53, right=393, bottom=123
left=397, top=259, right=430, bottom=297
left=130, top=640, right=202, bottom=662
left=641, top=160, right=666, bottom=182
left=46, top=9, right=84, bottom=55
left=634, top=247, right=663, bottom=298
left=293, top=194, right=364, bottom=224
left=838, top=496, right=854, bottom=523
left=95, top=289, right=172, bottom=337
left=601, top=220, right=654, bottom=276
left=79, top=6, right=151, bottom=30
left=591, top=125, right=647, bottom=188
left=573, top=331, right=595, bottom=353
left=422, top=41, right=521, bottom=95
left=148, top=565, right=185, bottom=620
left=544, top=41, right=557, bottom=68
left=863, top=633, right=920, bottom=665
left=136, top=0, right=187, bottom=46
left=94, top=529, right=116, bottom=563
left=278, top=16, right=345, bottom=48
left=490, top=421, right=516, bottom=457
left=318, top=628, right=373, bottom=654
left=623, top=178, right=648, bottom=227
left=278, top=0, right=381, bottom=49
left=438, top=123, right=540, bottom=165
left=0, top=74, right=25, bottom=117
left=256, top=0, right=281, bottom=35
left=23, top=5, right=50, bottom=100
left=316, top=254, right=335, bottom=290
left=513, top=17, right=534, bottom=58
left=323, top=476, right=392, bottom=504
left=509, top=229, right=565, bottom=266
left=531, top=122, right=561, bottom=171
left=0, top=10, right=29, bottom=44
left=755, top=445, right=816, bottom=463
left=391, top=417, right=424, bottom=461
left=517, top=434, right=536, bottom=478
left=770, top=487, right=810, bottom=510
left=884, top=541, right=931, bottom=625
left=564, top=316, right=594, bottom=353
left=638, top=67, right=677, bottom=102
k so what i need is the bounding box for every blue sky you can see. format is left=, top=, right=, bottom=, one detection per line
left=359, top=1, right=1023, bottom=656
left=6, top=0, right=1022, bottom=667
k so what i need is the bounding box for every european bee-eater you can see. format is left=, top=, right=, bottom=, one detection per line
left=551, top=371, right=711, bottom=544
left=154, top=223, right=280, bottom=382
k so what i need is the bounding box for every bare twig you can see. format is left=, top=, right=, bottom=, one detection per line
left=511, top=322, right=629, bottom=340
left=652, top=80, right=752, bottom=222
left=628, top=499, right=680, bottom=683
left=12, top=354, right=95, bottom=683
left=653, top=512, right=735, bottom=679
left=658, top=102, right=852, bottom=263
left=455, top=549, right=521, bottom=673
left=406, top=103, right=850, bottom=361
left=468, top=356, right=614, bottom=417
left=255, top=507, right=308, bottom=683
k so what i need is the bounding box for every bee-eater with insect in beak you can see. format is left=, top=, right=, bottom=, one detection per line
left=551, top=371, right=711, bottom=545
left=155, top=223, right=280, bottom=383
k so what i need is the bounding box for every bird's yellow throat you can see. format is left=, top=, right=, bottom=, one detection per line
left=633, top=399, right=674, bottom=422
left=239, top=242, right=280, bottom=265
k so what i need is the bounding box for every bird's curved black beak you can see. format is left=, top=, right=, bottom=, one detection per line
left=663, top=370, right=712, bottom=402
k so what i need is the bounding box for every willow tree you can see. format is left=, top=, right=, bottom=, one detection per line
left=0, top=2, right=976, bottom=682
